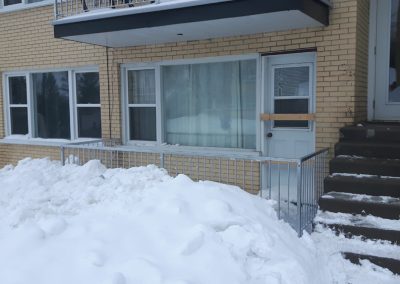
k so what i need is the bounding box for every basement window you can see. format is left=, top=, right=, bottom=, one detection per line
left=3, top=68, right=101, bottom=141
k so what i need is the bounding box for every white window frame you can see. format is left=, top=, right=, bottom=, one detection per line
left=2, top=67, right=100, bottom=143
left=121, top=54, right=261, bottom=153
left=0, top=0, right=51, bottom=12
left=122, top=66, right=159, bottom=146
left=271, top=63, right=313, bottom=130
left=73, top=70, right=102, bottom=139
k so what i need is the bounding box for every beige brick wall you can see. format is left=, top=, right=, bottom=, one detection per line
left=0, top=0, right=370, bottom=172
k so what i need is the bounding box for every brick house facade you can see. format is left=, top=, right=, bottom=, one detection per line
left=0, top=0, right=394, bottom=189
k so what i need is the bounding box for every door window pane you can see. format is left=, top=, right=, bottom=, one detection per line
left=32, top=72, right=70, bottom=139
left=10, top=108, right=28, bottom=135
left=76, top=72, right=100, bottom=104
left=389, top=0, right=400, bottom=102
left=128, top=70, right=156, bottom=104
left=274, top=99, right=309, bottom=128
left=162, top=59, right=256, bottom=149
left=274, top=67, right=310, bottom=97
left=4, top=0, right=22, bottom=6
left=77, top=107, right=101, bottom=138
left=9, top=76, right=27, bottom=105
left=129, top=107, right=156, bottom=141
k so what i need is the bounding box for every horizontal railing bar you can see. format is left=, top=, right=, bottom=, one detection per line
left=61, top=143, right=300, bottom=163
left=299, top=147, right=329, bottom=162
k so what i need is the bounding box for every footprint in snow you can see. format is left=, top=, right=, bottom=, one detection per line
left=179, top=228, right=205, bottom=255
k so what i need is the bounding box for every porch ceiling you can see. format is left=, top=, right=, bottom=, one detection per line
left=53, top=0, right=329, bottom=48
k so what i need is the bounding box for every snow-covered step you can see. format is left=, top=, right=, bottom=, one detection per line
left=339, top=123, right=400, bottom=143
left=313, top=224, right=400, bottom=261
left=343, top=252, right=400, bottom=275
left=313, top=224, right=400, bottom=275
left=325, top=174, right=400, bottom=198
left=335, top=141, right=400, bottom=159
left=319, top=192, right=400, bottom=219
left=329, top=156, right=400, bottom=177
left=314, top=211, right=400, bottom=244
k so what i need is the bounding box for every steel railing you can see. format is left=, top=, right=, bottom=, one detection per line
left=55, top=0, right=158, bottom=20
left=60, top=139, right=329, bottom=236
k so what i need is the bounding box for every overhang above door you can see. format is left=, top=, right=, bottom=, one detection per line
left=53, top=0, right=330, bottom=48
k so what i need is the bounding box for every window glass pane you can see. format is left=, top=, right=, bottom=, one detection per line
left=274, top=99, right=309, bottom=128
left=4, top=0, right=22, bottom=6
left=162, top=60, right=256, bottom=149
left=129, top=107, right=156, bottom=141
left=32, top=72, right=70, bottom=139
left=10, top=107, right=28, bottom=135
left=389, top=0, right=400, bottom=102
left=128, top=69, right=156, bottom=104
left=77, top=107, right=101, bottom=138
left=274, top=66, right=310, bottom=97
left=9, top=76, right=27, bottom=105
left=76, top=72, right=100, bottom=104
left=26, top=0, right=45, bottom=3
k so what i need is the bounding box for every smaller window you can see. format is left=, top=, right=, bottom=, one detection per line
left=8, top=76, right=28, bottom=135
left=273, top=66, right=311, bottom=128
left=75, top=72, right=101, bottom=138
left=127, top=69, right=157, bottom=141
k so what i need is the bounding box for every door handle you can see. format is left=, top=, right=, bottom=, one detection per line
left=266, top=132, right=273, bottom=138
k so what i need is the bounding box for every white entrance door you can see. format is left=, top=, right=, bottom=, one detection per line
left=372, top=0, right=400, bottom=120
left=263, top=53, right=316, bottom=158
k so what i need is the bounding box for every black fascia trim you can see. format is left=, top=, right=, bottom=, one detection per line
left=54, top=0, right=329, bottom=38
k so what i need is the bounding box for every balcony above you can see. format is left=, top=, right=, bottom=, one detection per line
left=53, top=0, right=330, bottom=48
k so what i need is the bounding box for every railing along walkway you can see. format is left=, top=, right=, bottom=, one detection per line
left=60, top=140, right=329, bottom=236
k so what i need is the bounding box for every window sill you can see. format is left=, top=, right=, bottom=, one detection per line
left=0, top=0, right=52, bottom=14
left=0, top=136, right=101, bottom=147
left=122, top=143, right=262, bottom=159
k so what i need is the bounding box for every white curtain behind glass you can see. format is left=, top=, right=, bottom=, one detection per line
left=162, top=59, right=256, bottom=149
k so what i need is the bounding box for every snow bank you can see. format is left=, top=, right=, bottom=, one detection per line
left=0, top=158, right=329, bottom=284
left=0, top=158, right=398, bottom=284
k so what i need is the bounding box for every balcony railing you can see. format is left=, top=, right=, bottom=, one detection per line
left=60, top=140, right=329, bottom=236
left=55, top=0, right=158, bottom=20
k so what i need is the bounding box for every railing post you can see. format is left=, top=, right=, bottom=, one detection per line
left=60, top=145, right=65, bottom=166
left=160, top=153, right=164, bottom=169
left=54, top=0, right=59, bottom=19
left=296, top=160, right=302, bottom=237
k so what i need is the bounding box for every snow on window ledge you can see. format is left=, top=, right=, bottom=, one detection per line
left=0, top=136, right=101, bottom=147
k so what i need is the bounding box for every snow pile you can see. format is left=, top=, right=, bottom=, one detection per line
left=0, top=158, right=329, bottom=284
left=0, top=158, right=399, bottom=284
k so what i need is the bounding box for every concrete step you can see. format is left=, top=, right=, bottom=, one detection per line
left=324, top=174, right=400, bottom=198
left=315, top=210, right=400, bottom=244
left=343, top=252, right=400, bottom=275
left=329, top=156, right=400, bottom=177
left=319, top=192, right=400, bottom=219
left=340, top=124, right=400, bottom=143
left=335, top=142, right=400, bottom=159
left=322, top=223, right=400, bottom=244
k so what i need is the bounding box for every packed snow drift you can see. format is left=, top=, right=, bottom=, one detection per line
left=0, top=158, right=398, bottom=284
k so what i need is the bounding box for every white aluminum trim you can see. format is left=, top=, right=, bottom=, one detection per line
left=121, top=54, right=260, bottom=150
left=3, top=67, right=101, bottom=141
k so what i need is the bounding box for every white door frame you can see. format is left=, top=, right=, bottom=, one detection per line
left=261, top=52, right=316, bottom=158
left=368, top=0, right=400, bottom=121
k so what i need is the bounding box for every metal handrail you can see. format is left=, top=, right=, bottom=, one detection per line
left=60, top=139, right=329, bottom=236
left=54, top=0, right=158, bottom=20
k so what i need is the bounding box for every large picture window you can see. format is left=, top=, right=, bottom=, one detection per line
left=4, top=69, right=101, bottom=141
left=124, top=57, right=257, bottom=150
